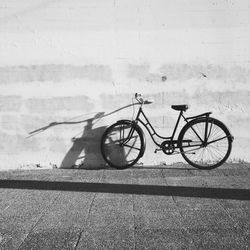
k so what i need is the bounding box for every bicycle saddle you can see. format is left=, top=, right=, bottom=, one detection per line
left=171, top=105, right=188, bottom=111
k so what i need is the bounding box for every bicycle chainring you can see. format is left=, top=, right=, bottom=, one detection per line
left=161, top=141, right=175, bottom=155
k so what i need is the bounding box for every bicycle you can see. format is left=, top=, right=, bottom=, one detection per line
left=100, top=93, right=234, bottom=170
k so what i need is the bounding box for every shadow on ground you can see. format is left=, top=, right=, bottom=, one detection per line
left=0, top=180, right=249, bottom=200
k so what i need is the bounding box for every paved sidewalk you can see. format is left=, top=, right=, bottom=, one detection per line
left=0, top=163, right=249, bottom=249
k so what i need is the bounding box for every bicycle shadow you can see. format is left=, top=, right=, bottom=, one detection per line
left=60, top=115, right=107, bottom=169
left=28, top=103, right=138, bottom=169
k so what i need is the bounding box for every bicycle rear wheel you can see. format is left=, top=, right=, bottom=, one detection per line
left=179, top=117, right=232, bottom=169
left=101, top=120, right=144, bottom=169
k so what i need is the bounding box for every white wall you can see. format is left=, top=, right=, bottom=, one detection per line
left=0, top=0, right=249, bottom=169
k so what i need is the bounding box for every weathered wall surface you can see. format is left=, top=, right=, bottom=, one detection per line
left=0, top=0, right=249, bottom=169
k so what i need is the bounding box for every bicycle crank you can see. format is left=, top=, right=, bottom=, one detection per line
left=161, top=141, right=175, bottom=155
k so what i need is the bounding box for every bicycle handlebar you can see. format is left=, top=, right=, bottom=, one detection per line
left=135, top=93, right=153, bottom=105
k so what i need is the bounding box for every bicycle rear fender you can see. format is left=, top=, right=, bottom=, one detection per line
left=186, top=112, right=212, bottom=120
left=116, top=119, right=146, bottom=158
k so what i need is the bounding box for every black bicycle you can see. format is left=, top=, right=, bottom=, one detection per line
left=101, top=93, right=234, bottom=170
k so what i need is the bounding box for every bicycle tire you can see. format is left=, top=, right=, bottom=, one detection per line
left=179, top=117, right=232, bottom=169
left=101, top=120, right=145, bottom=169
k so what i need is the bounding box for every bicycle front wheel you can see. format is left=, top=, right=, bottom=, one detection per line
left=101, top=120, right=144, bottom=169
left=179, top=117, right=232, bottom=169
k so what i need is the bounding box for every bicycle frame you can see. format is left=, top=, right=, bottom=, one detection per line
left=132, top=106, right=180, bottom=148
left=131, top=105, right=212, bottom=150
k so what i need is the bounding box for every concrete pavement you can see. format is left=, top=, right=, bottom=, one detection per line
left=0, top=163, right=249, bottom=249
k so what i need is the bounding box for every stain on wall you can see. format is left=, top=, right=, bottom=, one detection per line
left=26, top=96, right=94, bottom=113
left=0, top=132, right=41, bottom=153
left=0, top=95, right=22, bottom=111
left=128, top=63, right=250, bottom=83
left=0, top=65, right=112, bottom=84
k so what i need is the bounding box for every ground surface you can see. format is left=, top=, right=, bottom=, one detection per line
left=0, top=163, right=249, bottom=250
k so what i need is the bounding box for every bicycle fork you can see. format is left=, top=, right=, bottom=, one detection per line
left=119, top=122, right=136, bottom=146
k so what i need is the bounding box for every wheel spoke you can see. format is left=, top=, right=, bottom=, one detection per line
left=207, top=135, right=228, bottom=145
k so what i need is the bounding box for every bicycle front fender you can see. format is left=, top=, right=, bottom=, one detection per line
left=116, top=119, right=146, bottom=158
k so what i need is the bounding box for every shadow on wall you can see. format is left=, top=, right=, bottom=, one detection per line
left=28, top=103, right=137, bottom=169
left=60, top=114, right=107, bottom=169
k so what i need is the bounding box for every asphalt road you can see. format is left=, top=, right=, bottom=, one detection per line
left=0, top=163, right=249, bottom=249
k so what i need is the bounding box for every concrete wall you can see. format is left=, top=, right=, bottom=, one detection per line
left=0, top=0, right=249, bottom=170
